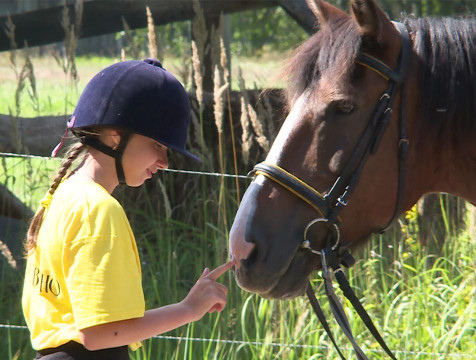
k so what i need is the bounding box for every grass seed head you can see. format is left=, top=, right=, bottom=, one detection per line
left=191, top=41, right=204, bottom=109
left=146, top=6, right=159, bottom=60
left=0, top=240, right=17, bottom=269
left=240, top=96, right=252, bottom=165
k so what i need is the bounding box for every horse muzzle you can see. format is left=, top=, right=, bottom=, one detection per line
left=229, top=182, right=324, bottom=298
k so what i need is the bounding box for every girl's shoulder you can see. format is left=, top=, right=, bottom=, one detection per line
left=55, top=178, right=123, bottom=214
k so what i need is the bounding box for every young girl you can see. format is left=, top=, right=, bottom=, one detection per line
left=22, top=58, right=234, bottom=360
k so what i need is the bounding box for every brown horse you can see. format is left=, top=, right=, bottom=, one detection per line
left=229, top=0, right=476, bottom=299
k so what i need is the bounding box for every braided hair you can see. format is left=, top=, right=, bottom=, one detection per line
left=24, top=141, right=86, bottom=252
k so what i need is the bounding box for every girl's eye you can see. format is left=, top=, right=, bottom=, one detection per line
left=155, top=143, right=167, bottom=152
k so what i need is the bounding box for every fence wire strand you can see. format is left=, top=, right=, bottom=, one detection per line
left=1, top=152, right=475, bottom=359
left=0, top=152, right=251, bottom=179
left=0, top=324, right=474, bottom=358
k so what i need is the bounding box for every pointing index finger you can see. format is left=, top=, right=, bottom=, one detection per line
left=207, top=259, right=235, bottom=281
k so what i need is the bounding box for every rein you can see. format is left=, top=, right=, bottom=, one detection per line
left=250, top=22, right=411, bottom=359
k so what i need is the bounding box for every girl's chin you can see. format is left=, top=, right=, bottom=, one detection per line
left=124, top=170, right=151, bottom=187
left=125, top=178, right=147, bottom=187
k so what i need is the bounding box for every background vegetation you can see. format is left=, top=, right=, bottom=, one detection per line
left=1, top=1, right=475, bottom=359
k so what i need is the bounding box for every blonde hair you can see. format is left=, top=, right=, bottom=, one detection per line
left=24, top=141, right=86, bottom=252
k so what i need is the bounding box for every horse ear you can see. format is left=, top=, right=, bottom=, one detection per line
left=350, top=0, right=394, bottom=46
left=306, top=0, right=348, bottom=26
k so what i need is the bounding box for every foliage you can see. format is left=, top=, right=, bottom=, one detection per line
left=114, top=0, right=476, bottom=61
left=1, top=1, right=475, bottom=359
left=116, top=7, right=308, bottom=59
left=1, top=159, right=475, bottom=359
left=230, top=7, right=307, bottom=57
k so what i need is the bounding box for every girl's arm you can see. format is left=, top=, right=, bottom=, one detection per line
left=79, top=260, right=234, bottom=350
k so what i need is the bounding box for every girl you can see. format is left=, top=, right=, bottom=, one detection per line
left=22, top=58, right=234, bottom=359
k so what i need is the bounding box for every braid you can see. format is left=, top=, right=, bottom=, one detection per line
left=49, top=142, right=85, bottom=195
left=24, top=142, right=86, bottom=253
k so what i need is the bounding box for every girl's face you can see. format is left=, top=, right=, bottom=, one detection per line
left=121, top=133, right=169, bottom=186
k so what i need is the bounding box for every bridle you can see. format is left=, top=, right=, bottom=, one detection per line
left=249, top=22, right=412, bottom=359
left=251, top=21, right=411, bottom=359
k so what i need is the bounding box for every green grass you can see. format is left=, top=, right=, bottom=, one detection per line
left=0, top=53, right=474, bottom=359
left=0, top=54, right=113, bottom=117
left=1, top=157, right=475, bottom=359
left=0, top=52, right=286, bottom=117
left=0, top=156, right=59, bottom=209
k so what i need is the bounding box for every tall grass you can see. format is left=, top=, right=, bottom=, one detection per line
left=0, top=3, right=474, bottom=359
left=1, top=155, right=474, bottom=359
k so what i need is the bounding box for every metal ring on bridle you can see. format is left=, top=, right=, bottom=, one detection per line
left=301, top=218, right=341, bottom=255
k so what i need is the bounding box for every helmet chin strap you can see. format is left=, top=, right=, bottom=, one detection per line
left=78, top=132, right=131, bottom=185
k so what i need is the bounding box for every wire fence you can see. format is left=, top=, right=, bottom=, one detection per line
left=0, top=324, right=474, bottom=359
left=1, top=151, right=475, bottom=359
left=0, top=151, right=252, bottom=179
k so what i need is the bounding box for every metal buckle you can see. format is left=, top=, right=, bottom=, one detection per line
left=399, top=138, right=409, bottom=147
left=336, top=196, right=348, bottom=207
left=302, top=218, right=341, bottom=255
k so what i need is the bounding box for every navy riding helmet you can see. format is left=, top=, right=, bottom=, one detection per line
left=53, top=58, right=199, bottom=184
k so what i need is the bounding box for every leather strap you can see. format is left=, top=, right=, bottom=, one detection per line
left=334, top=268, right=397, bottom=359
left=79, top=131, right=131, bottom=185
left=253, top=162, right=328, bottom=217
left=379, top=21, right=412, bottom=231
left=306, top=283, right=348, bottom=360
left=307, top=247, right=398, bottom=360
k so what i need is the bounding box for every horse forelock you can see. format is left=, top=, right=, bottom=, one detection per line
left=283, top=16, right=361, bottom=109
left=405, top=16, right=476, bottom=143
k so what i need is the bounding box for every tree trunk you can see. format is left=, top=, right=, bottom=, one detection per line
left=0, top=184, right=34, bottom=220
left=0, top=89, right=285, bottom=159
left=0, top=114, right=69, bottom=156
left=278, top=0, right=316, bottom=34
left=0, top=0, right=278, bottom=52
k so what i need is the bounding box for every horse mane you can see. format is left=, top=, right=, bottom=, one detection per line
left=284, top=14, right=476, bottom=141
left=404, top=16, right=476, bottom=140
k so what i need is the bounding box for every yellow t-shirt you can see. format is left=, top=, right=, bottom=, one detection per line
left=22, top=179, right=145, bottom=351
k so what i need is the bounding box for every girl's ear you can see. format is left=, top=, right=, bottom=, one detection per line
left=101, top=128, right=122, bottom=148
left=111, top=130, right=121, bottom=145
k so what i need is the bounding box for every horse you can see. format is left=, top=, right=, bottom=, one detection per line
left=229, top=0, right=476, bottom=301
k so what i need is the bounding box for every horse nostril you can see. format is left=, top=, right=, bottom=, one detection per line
left=243, top=245, right=259, bottom=266
left=231, top=240, right=255, bottom=269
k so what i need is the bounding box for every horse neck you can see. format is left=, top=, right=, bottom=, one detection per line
left=408, top=121, right=476, bottom=205
left=405, top=18, right=476, bottom=206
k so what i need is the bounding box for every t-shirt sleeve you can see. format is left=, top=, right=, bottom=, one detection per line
left=62, top=196, right=145, bottom=330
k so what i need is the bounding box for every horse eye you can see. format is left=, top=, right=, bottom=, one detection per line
left=335, top=100, right=355, bottom=115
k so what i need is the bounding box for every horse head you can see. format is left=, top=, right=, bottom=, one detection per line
left=230, top=0, right=476, bottom=299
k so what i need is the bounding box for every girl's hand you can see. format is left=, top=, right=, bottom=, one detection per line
left=181, top=259, right=235, bottom=321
